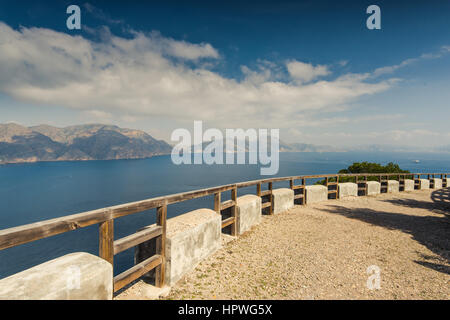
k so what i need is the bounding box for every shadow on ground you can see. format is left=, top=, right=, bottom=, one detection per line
left=382, top=188, right=450, bottom=215
left=318, top=188, right=450, bottom=275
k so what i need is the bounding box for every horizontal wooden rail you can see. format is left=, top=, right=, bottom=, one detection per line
left=113, top=225, right=162, bottom=255
left=114, top=254, right=162, bottom=292
left=221, top=217, right=235, bottom=228
left=220, top=200, right=236, bottom=211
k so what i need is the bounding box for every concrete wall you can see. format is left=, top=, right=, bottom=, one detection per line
left=403, top=179, right=415, bottom=191
left=136, top=208, right=221, bottom=286
left=236, top=195, right=261, bottom=234
left=272, top=188, right=294, bottom=214
left=365, top=181, right=381, bottom=196
left=387, top=180, right=400, bottom=193
left=0, top=252, right=113, bottom=300
left=305, top=185, right=328, bottom=204
left=338, top=182, right=357, bottom=199
left=417, top=179, right=430, bottom=190
left=431, top=178, right=442, bottom=189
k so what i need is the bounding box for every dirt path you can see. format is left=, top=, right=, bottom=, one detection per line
left=119, top=188, right=450, bottom=300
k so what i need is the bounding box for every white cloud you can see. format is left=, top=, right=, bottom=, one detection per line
left=286, top=60, right=330, bottom=83
left=164, top=39, right=219, bottom=60
left=373, top=46, right=450, bottom=77
left=84, top=3, right=125, bottom=25
left=0, top=22, right=396, bottom=131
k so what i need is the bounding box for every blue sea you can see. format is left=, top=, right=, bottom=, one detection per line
left=1, top=152, right=450, bottom=279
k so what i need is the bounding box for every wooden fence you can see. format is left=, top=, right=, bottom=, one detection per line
left=0, top=172, right=448, bottom=292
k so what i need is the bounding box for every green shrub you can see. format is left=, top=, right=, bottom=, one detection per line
left=315, top=162, right=410, bottom=185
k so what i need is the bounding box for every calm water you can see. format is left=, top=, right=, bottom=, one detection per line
left=1, top=152, right=450, bottom=278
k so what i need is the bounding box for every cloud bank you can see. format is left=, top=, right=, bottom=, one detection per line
left=0, top=22, right=396, bottom=130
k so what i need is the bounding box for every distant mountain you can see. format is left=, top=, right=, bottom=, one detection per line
left=0, top=123, right=172, bottom=164
left=279, top=141, right=344, bottom=152
left=189, top=137, right=344, bottom=153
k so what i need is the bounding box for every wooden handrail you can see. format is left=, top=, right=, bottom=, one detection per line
left=0, top=172, right=447, bottom=251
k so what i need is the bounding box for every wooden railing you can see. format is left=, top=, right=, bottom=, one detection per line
left=0, top=172, right=448, bottom=292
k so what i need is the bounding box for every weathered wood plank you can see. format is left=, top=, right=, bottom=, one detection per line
left=231, top=187, right=238, bottom=236
left=214, top=192, right=221, bottom=214
left=113, top=225, right=162, bottom=255
left=114, top=254, right=162, bottom=292
left=261, top=202, right=272, bottom=209
left=99, top=219, right=114, bottom=265
left=220, top=200, right=236, bottom=211
left=155, top=203, right=167, bottom=287
left=221, top=217, right=235, bottom=228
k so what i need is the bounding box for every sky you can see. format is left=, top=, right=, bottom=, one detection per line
left=0, top=0, right=449, bottom=148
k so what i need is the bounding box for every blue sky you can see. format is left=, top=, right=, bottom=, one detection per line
left=0, top=0, right=449, bottom=147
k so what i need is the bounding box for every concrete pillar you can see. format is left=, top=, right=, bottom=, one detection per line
left=338, top=182, right=358, bottom=199
left=236, top=194, right=262, bottom=234
left=417, top=179, right=430, bottom=190
left=365, top=181, right=381, bottom=196
left=136, top=208, right=221, bottom=286
left=0, top=252, right=113, bottom=300
left=305, top=185, right=328, bottom=204
left=271, top=188, right=294, bottom=214
left=387, top=180, right=400, bottom=193
left=403, top=179, right=415, bottom=191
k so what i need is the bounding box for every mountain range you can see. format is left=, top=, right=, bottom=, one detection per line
left=1, top=123, right=448, bottom=164
left=0, top=123, right=172, bottom=164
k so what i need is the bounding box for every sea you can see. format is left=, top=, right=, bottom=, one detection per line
left=1, top=151, right=449, bottom=279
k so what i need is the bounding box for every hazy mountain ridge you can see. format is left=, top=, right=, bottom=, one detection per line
left=0, top=123, right=172, bottom=164
left=190, top=138, right=344, bottom=153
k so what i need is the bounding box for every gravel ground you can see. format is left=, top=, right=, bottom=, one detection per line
left=119, top=188, right=450, bottom=300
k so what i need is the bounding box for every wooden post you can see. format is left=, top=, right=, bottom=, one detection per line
left=257, top=183, right=261, bottom=197
left=214, top=192, right=221, bottom=214
left=364, top=176, right=368, bottom=195
left=336, top=175, right=339, bottom=199
left=231, top=187, right=238, bottom=236
left=155, top=202, right=167, bottom=287
left=302, top=178, right=306, bottom=204
left=99, top=219, right=114, bottom=266
left=268, top=182, right=273, bottom=215
left=289, top=179, right=294, bottom=189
